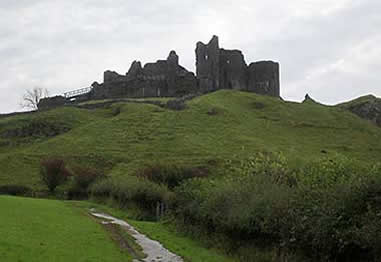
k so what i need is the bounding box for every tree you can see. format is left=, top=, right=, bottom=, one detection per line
left=40, top=158, right=71, bottom=192
left=20, top=87, right=49, bottom=110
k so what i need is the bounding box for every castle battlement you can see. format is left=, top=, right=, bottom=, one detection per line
left=38, top=36, right=280, bottom=109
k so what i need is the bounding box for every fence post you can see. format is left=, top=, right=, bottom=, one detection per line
left=156, top=202, right=160, bottom=220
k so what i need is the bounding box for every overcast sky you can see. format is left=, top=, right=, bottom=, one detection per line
left=1, top=0, right=380, bottom=113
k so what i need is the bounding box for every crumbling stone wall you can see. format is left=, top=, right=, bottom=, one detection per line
left=39, top=35, right=281, bottom=110
left=38, top=96, right=67, bottom=110
left=195, top=35, right=280, bottom=97
left=89, top=50, right=198, bottom=100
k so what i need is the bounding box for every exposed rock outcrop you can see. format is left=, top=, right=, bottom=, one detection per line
left=339, top=95, right=381, bottom=127
left=302, top=94, right=318, bottom=104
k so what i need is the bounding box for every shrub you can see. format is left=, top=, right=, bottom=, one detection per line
left=73, top=166, right=103, bottom=190
left=137, top=163, right=209, bottom=189
left=89, top=175, right=173, bottom=217
left=89, top=177, right=114, bottom=198
left=40, top=158, right=71, bottom=192
left=0, top=184, right=31, bottom=196
left=238, top=152, right=296, bottom=186
left=295, top=154, right=367, bottom=189
left=173, top=154, right=381, bottom=261
left=68, top=166, right=104, bottom=199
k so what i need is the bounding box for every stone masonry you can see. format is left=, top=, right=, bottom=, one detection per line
left=196, top=35, right=280, bottom=96
left=89, top=50, right=198, bottom=100
left=38, top=36, right=280, bottom=109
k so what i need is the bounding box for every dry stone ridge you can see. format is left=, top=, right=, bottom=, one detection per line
left=38, top=36, right=280, bottom=109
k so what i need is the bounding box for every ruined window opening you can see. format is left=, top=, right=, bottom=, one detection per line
left=227, top=60, right=230, bottom=64
left=205, top=55, right=208, bottom=60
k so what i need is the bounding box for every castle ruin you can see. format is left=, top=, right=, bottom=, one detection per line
left=196, top=36, right=279, bottom=96
left=38, top=36, right=280, bottom=109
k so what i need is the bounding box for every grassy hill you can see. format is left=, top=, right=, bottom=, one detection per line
left=1, top=90, right=381, bottom=189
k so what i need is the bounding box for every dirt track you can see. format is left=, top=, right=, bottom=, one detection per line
left=91, top=212, right=183, bottom=262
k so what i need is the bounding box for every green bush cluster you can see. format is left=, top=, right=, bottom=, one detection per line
left=38, top=154, right=381, bottom=261
left=136, top=163, right=209, bottom=189
left=68, top=166, right=105, bottom=199
left=38, top=157, right=104, bottom=197
left=0, top=184, right=31, bottom=196
left=173, top=154, right=381, bottom=261
left=90, top=175, right=173, bottom=216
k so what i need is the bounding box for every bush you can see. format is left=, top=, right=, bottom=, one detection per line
left=0, top=184, right=31, bottom=196
left=173, top=154, right=381, bottom=261
left=89, top=175, right=173, bottom=217
left=89, top=177, right=114, bottom=198
left=68, top=166, right=104, bottom=199
left=40, top=158, right=71, bottom=192
left=73, top=166, right=103, bottom=189
left=137, top=163, right=209, bottom=189
left=238, top=152, right=295, bottom=185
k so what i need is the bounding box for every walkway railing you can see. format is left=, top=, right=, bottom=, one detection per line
left=64, top=87, right=92, bottom=98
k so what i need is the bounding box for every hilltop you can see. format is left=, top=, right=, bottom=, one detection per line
left=337, top=94, right=381, bottom=126
left=1, top=90, right=381, bottom=189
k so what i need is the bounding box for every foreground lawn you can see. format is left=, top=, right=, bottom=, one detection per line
left=0, top=196, right=131, bottom=262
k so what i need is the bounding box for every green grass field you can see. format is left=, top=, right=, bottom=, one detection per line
left=1, top=90, right=381, bottom=189
left=0, top=196, right=237, bottom=262
left=0, top=195, right=133, bottom=262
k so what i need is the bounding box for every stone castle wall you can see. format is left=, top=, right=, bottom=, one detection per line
left=38, top=36, right=280, bottom=109
left=196, top=35, right=280, bottom=96
left=88, top=50, right=198, bottom=100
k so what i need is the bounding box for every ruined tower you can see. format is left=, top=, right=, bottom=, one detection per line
left=196, top=35, right=221, bottom=92
left=248, top=61, right=280, bottom=97
left=195, top=35, right=280, bottom=97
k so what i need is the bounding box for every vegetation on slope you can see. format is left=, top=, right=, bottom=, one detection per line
left=2, top=90, right=381, bottom=261
left=1, top=90, right=381, bottom=189
left=88, top=153, right=381, bottom=261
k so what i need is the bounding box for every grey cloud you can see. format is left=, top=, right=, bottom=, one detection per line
left=1, top=0, right=380, bottom=113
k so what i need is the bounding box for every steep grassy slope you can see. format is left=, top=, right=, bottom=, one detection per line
left=1, top=90, right=381, bottom=188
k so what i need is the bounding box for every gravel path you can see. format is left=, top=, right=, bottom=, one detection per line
left=91, top=212, right=184, bottom=262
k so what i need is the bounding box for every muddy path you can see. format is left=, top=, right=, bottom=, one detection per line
left=91, top=212, right=183, bottom=262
